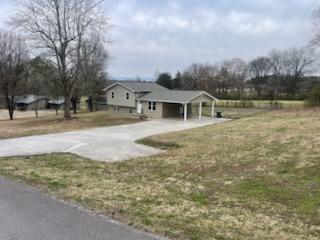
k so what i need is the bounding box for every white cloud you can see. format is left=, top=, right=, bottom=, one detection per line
left=0, top=0, right=317, bottom=78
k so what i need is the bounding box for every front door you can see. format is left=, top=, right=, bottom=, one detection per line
left=137, top=101, right=143, bottom=114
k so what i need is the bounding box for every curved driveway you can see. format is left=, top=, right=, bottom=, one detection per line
left=0, top=117, right=228, bottom=162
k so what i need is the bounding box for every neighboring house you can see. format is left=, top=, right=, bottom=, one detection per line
left=47, top=98, right=65, bottom=110
left=15, top=95, right=48, bottom=111
left=0, top=96, right=7, bottom=109
left=85, top=96, right=108, bottom=111
left=47, top=97, right=80, bottom=110
left=104, top=82, right=218, bottom=121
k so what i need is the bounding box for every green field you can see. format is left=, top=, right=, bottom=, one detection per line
left=0, top=108, right=319, bottom=240
left=215, top=100, right=305, bottom=109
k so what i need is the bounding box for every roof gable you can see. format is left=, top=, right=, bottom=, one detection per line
left=15, top=95, right=47, bottom=104
left=103, top=81, right=167, bottom=93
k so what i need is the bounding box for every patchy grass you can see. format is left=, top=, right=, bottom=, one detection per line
left=136, top=138, right=182, bottom=150
left=0, top=111, right=140, bottom=139
left=0, top=108, right=320, bottom=240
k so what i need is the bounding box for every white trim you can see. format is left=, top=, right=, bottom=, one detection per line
left=139, top=99, right=186, bottom=104
left=187, top=91, right=218, bottom=103
left=211, top=100, right=215, bottom=118
left=103, top=82, right=136, bottom=92
left=184, top=103, right=188, bottom=121
left=138, top=91, right=219, bottom=104
left=199, top=102, right=202, bottom=120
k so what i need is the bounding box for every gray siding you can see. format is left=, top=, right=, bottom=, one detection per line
left=109, top=105, right=136, bottom=115
left=142, top=101, right=163, bottom=119
left=106, top=85, right=136, bottom=108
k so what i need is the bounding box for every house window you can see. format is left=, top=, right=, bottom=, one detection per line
left=129, top=108, right=133, bottom=114
left=148, top=101, right=156, bottom=111
left=126, top=92, right=129, bottom=100
left=114, top=106, right=119, bottom=112
left=111, top=92, right=115, bottom=99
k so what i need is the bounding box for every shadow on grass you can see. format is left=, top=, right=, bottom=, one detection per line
left=136, top=137, right=182, bottom=150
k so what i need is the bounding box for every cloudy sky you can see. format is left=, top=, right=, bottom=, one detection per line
left=0, top=0, right=319, bottom=79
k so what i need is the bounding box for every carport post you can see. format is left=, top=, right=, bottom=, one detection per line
left=199, top=102, right=202, bottom=120
left=184, top=103, right=187, bottom=121
left=211, top=100, right=215, bottom=118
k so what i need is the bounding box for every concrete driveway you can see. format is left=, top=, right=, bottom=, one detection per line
left=0, top=177, right=164, bottom=240
left=0, top=117, right=228, bottom=162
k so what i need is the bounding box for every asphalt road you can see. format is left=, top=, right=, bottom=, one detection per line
left=0, top=177, right=164, bottom=240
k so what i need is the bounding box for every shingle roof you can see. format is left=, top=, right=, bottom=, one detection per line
left=48, top=97, right=65, bottom=105
left=137, top=90, right=217, bottom=104
left=15, top=95, right=47, bottom=104
left=104, top=81, right=168, bottom=92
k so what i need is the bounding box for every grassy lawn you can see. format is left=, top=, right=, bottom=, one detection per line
left=0, top=109, right=320, bottom=239
left=0, top=111, right=140, bottom=139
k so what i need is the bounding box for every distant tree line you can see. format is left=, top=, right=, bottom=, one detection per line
left=156, top=46, right=319, bottom=101
left=155, top=6, right=320, bottom=102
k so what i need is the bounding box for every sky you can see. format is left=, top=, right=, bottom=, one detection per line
left=0, top=0, right=319, bottom=79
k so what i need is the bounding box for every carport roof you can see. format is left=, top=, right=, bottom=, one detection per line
left=137, top=90, right=218, bottom=104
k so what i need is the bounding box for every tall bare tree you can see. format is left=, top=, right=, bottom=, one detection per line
left=269, top=47, right=315, bottom=99
left=282, top=47, right=315, bottom=97
left=249, top=57, right=272, bottom=98
left=79, top=40, right=108, bottom=111
left=12, top=0, right=108, bottom=119
left=0, top=32, right=29, bottom=120
left=181, top=63, right=219, bottom=94
left=222, top=58, right=248, bottom=100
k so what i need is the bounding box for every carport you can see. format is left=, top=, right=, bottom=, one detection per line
left=138, top=90, right=218, bottom=121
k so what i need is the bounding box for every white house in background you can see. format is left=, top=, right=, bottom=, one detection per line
left=104, top=81, right=218, bottom=121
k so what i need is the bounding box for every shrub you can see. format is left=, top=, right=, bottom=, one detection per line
left=307, top=85, right=320, bottom=106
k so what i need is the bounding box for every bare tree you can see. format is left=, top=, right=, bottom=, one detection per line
left=221, top=58, right=248, bottom=100
left=282, top=47, right=316, bottom=97
left=12, top=0, right=108, bottom=119
left=0, top=32, right=29, bottom=120
left=181, top=63, right=219, bottom=94
left=249, top=57, right=272, bottom=98
left=268, top=49, right=286, bottom=100
left=269, top=47, right=315, bottom=99
left=79, top=40, right=109, bottom=111
left=28, top=57, right=47, bottom=118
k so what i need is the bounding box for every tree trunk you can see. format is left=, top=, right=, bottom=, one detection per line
left=88, top=97, right=93, bottom=112
left=5, top=94, right=14, bottom=121
left=71, top=96, right=78, bottom=114
left=35, top=96, right=39, bottom=118
left=64, top=93, right=72, bottom=120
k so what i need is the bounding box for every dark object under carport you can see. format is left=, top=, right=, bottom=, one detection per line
left=216, top=112, right=223, bottom=118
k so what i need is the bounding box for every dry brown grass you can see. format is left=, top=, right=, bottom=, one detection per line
left=0, top=111, right=140, bottom=139
left=0, top=108, right=320, bottom=240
